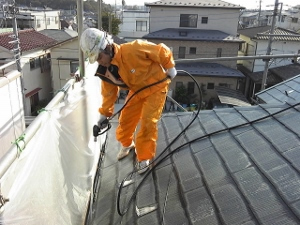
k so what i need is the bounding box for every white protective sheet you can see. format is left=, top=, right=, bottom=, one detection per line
left=0, top=76, right=25, bottom=160
left=0, top=73, right=104, bottom=224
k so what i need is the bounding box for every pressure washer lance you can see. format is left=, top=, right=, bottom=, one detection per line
left=93, top=118, right=111, bottom=142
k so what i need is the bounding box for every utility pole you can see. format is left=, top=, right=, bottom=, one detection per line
left=98, top=0, right=102, bottom=29
left=257, top=0, right=262, bottom=26
left=77, top=0, right=85, bottom=78
left=4, top=0, right=21, bottom=72
left=260, top=0, right=279, bottom=91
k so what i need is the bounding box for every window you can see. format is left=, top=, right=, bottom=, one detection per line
left=55, top=16, right=58, bottom=24
left=207, top=83, right=215, bottom=89
left=37, top=19, right=41, bottom=28
left=189, top=47, right=196, bottom=54
left=179, top=47, right=186, bottom=59
left=70, top=61, right=79, bottom=73
left=292, top=17, right=298, bottom=23
left=187, top=82, right=195, bottom=95
left=30, top=57, right=41, bottom=70
left=180, top=14, right=197, bottom=27
left=47, top=17, right=50, bottom=25
left=217, top=48, right=222, bottom=57
left=201, top=17, right=208, bottom=24
left=136, top=21, right=147, bottom=31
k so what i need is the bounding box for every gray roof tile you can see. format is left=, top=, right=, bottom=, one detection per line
left=91, top=100, right=300, bottom=224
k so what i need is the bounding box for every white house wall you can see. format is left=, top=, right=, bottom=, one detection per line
left=21, top=50, right=53, bottom=115
left=23, top=10, right=60, bottom=31
left=253, top=40, right=300, bottom=72
left=149, top=7, right=240, bottom=35
left=118, top=10, right=149, bottom=41
left=268, top=13, right=300, bottom=32
left=50, top=40, right=79, bottom=92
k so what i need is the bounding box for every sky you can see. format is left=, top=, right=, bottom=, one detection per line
left=103, top=0, right=298, bottom=10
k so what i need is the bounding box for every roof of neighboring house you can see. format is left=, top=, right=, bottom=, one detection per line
left=39, top=29, right=78, bottom=42
left=143, top=28, right=243, bottom=42
left=177, top=62, right=245, bottom=78
left=92, top=95, right=300, bottom=224
left=215, top=86, right=251, bottom=106
left=270, top=63, right=300, bottom=80
left=256, top=27, right=300, bottom=41
left=238, top=64, right=300, bottom=84
left=255, top=74, right=300, bottom=104
left=0, top=28, right=57, bottom=52
left=238, top=26, right=271, bottom=38
left=238, top=26, right=300, bottom=41
left=238, top=65, right=282, bottom=84
left=145, top=0, right=245, bottom=9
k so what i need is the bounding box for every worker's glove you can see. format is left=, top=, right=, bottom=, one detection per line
left=166, top=67, right=177, bottom=79
left=98, top=114, right=108, bottom=129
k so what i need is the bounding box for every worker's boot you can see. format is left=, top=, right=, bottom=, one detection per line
left=136, top=159, right=150, bottom=174
left=117, top=142, right=135, bottom=160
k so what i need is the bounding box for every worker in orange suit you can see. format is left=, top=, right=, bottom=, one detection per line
left=80, top=28, right=177, bottom=174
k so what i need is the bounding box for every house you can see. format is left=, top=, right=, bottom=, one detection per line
left=48, top=34, right=126, bottom=93
left=267, top=7, right=300, bottom=32
left=0, top=8, right=61, bottom=31
left=237, top=26, right=300, bottom=101
left=143, top=0, right=245, bottom=106
left=238, top=26, right=300, bottom=73
left=39, top=28, right=78, bottom=42
left=0, top=29, right=57, bottom=116
left=117, top=9, right=150, bottom=42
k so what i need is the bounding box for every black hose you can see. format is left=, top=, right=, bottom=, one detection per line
left=116, top=70, right=202, bottom=216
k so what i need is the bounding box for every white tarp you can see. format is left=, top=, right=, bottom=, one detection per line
left=0, top=71, right=104, bottom=224
left=0, top=74, right=25, bottom=160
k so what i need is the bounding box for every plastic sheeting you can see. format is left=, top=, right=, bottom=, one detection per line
left=0, top=75, right=25, bottom=160
left=0, top=73, right=105, bottom=224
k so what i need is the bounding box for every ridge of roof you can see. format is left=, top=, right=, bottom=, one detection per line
left=145, top=0, right=245, bottom=9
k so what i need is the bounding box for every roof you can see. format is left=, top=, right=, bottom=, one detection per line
left=238, top=65, right=282, bottom=84
left=255, top=74, right=300, bottom=104
left=145, top=0, right=245, bottom=9
left=143, top=28, right=243, bottom=42
left=238, top=26, right=271, bottom=38
left=92, top=100, right=300, bottom=224
left=0, top=29, right=57, bottom=52
left=270, top=63, right=300, bottom=80
left=238, top=26, right=300, bottom=41
left=215, top=86, right=251, bottom=106
left=39, top=29, right=78, bottom=42
left=176, top=62, right=245, bottom=78
left=256, top=27, right=300, bottom=41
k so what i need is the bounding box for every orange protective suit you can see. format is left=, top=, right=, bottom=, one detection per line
left=98, top=40, right=175, bottom=161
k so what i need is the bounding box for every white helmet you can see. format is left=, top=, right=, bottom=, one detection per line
left=80, top=28, right=112, bottom=64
